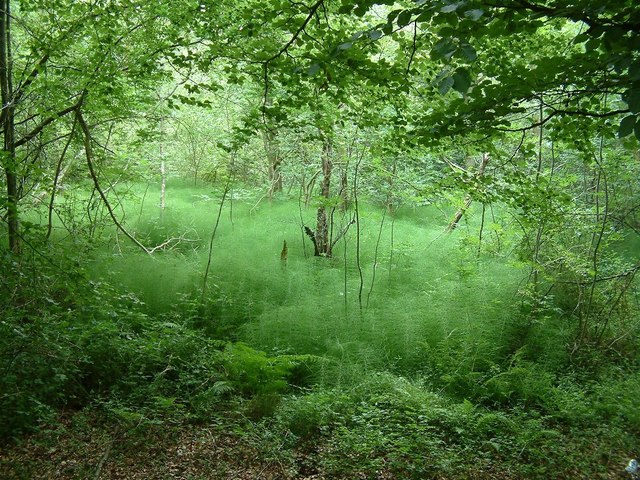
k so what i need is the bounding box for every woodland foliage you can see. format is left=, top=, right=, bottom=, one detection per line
left=1, top=1, right=639, bottom=478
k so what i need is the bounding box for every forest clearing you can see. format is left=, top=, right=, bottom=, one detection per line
left=1, top=1, right=640, bottom=478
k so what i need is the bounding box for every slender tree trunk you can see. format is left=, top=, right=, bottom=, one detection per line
left=160, top=160, right=166, bottom=210
left=0, top=0, right=18, bottom=253
left=263, top=128, right=282, bottom=197
left=314, top=134, right=332, bottom=256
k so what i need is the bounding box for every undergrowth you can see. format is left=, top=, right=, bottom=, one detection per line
left=1, top=182, right=639, bottom=479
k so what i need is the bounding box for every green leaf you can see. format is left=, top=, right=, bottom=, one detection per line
left=338, top=4, right=354, bottom=14
left=354, top=4, right=369, bottom=16
left=464, top=9, right=484, bottom=21
left=307, top=64, right=322, bottom=76
left=618, top=114, right=636, bottom=138
left=416, top=11, right=432, bottom=22
left=452, top=68, right=471, bottom=93
left=337, top=42, right=353, bottom=50
left=630, top=60, right=640, bottom=82
left=432, top=38, right=457, bottom=61
left=573, top=33, right=589, bottom=43
left=460, top=44, right=477, bottom=61
left=626, top=88, right=640, bottom=113
left=441, top=2, right=461, bottom=13
left=438, top=75, right=454, bottom=95
left=369, top=30, right=383, bottom=40
left=636, top=118, right=640, bottom=141
left=397, top=10, right=412, bottom=27
left=387, top=9, right=401, bottom=22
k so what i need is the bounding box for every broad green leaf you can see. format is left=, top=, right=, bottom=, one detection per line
left=337, top=42, right=353, bottom=50
left=369, top=30, right=383, bottom=40
left=452, top=68, right=471, bottom=93
left=618, top=114, right=636, bottom=138
left=464, top=9, right=484, bottom=21
left=416, top=11, right=432, bottom=22
left=307, top=64, right=322, bottom=76
left=354, top=4, right=369, bottom=16
left=626, top=88, right=640, bottom=113
left=630, top=61, right=640, bottom=82
left=387, top=9, right=401, bottom=22
left=338, top=4, right=354, bottom=14
left=441, top=2, right=461, bottom=13
left=432, top=38, right=457, bottom=60
left=573, top=33, right=589, bottom=43
left=438, top=75, right=454, bottom=94
left=397, top=10, right=412, bottom=27
left=460, top=44, right=477, bottom=61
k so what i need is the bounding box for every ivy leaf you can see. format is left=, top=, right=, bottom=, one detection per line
left=618, top=114, right=636, bottom=138
left=452, top=67, right=471, bottom=93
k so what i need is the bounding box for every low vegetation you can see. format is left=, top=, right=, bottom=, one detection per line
left=2, top=183, right=638, bottom=479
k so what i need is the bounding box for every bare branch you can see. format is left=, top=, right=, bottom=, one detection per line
left=76, top=107, right=151, bottom=255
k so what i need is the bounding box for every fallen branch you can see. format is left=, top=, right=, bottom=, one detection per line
left=147, top=234, right=199, bottom=254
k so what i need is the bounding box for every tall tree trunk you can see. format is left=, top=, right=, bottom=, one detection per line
left=314, top=134, right=332, bottom=256
left=0, top=0, right=18, bottom=253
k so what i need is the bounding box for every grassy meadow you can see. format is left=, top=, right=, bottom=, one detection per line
left=2, top=178, right=639, bottom=479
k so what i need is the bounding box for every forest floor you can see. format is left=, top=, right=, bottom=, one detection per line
left=0, top=412, right=627, bottom=480
left=0, top=414, right=291, bottom=480
left=0, top=418, right=524, bottom=480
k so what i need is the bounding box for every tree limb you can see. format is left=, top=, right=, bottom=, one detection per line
left=76, top=107, right=151, bottom=255
left=15, top=98, right=82, bottom=147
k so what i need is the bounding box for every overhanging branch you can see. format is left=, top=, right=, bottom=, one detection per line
left=76, top=107, right=151, bottom=255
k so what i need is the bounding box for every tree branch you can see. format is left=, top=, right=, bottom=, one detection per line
left=15, top=98, right=82, bottom=147
left=76, top=107, right=151, bottom=255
